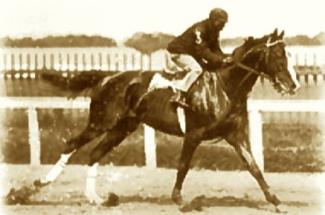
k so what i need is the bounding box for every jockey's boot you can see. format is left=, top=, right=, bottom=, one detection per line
left=170, top=90, right=189, bottom=108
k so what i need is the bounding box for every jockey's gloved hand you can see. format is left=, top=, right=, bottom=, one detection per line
left=222, top=56, right=233, bottom=64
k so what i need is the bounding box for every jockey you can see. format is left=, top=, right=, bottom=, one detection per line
left=166, top=8, right=233, bottom=107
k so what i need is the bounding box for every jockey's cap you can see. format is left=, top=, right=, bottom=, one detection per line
left=209, top=8, right=228, bottom=23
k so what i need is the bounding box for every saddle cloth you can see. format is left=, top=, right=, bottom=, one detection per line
left=148, top=73, right=177, bottom=92
left=148, top=73, right=187, bottom=133
left=147, top=70, right=230, bottom=134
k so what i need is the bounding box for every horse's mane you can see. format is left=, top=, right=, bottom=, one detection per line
left=232, top=35, right=269, bottom=60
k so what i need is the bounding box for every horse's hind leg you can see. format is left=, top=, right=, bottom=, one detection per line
left=35, top=99, right=110, bottom=187
left=84, top=117, right=140, bottom=204
left=35, top=123, right=105, bottom=187
left=225, top=130, right=281, bottom=208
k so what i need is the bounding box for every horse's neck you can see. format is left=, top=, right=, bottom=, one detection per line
left=220, top=59, right=259, bottom=99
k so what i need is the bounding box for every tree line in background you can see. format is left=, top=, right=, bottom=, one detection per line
left=2, top=35, right=117, bottom=48
left=1, top=32, right=324, bottom=53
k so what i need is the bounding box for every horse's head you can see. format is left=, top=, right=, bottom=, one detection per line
left=233, top=29, right=299, bottom=95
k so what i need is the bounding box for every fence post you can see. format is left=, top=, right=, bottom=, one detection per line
left=140, top=54, right=144, bottom=71
left=106, top=53, right=111, bottom=71
left=28, top=107, right=41, bottom=166
left=123, top=53, right=127, bottom=71
left=248, top=109, right=264, bottom=171
left=74, top=53, right=78, bottom=71
left=143, top=124, right=157, bottom=168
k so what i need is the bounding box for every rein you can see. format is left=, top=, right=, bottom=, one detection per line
left=220, top=37, right=284, bottom=97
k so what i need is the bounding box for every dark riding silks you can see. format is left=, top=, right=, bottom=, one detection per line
left=167, top=19, right=227, bottom=71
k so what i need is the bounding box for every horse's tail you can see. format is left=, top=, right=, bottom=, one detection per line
left=40, top=70, right=116, bottom=93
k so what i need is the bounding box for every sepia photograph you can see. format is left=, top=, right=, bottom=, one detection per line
left=0, top=0, right=324, bottom=214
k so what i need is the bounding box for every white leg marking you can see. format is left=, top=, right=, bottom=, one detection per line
left=177, top=107, right=186, bottom=133
left=85, top=163, right=103, bottom=204
left=40, top=150, right=74, bottom=184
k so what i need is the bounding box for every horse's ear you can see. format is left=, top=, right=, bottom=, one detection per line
left=244, top=36, right=254, bottom=46
left=244, top=37, right=252, bottom=45
left=279, top=30, right=285, bottom=39
left=272, top=28, right=278, bottom=37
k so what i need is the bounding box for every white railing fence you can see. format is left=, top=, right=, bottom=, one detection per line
left=1, top=97, right=324, bottom=171
left=0, top=97, right=157, bottom=167
left=247, top=100, right=325, bottom=171
left=1, top=47, right=324, bottom=72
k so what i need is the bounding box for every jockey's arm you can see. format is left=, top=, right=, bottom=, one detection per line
left=194, top=42, right=226, bottom=67
left=212, top=45, right=233, bottom=64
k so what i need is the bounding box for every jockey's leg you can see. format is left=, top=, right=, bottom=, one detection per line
left=173, top=70, right=202, bottom=92
left=164, top=51, right=183, bottom=74
left=170, top=71, right=201, bottom=107
left=169, top=54, right=202, bottom=107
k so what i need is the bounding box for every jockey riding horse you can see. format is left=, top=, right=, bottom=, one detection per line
left=165, top=8, right=233, bottom=107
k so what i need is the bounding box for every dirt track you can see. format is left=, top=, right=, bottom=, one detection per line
left=1, top=165, right=324, bottom=215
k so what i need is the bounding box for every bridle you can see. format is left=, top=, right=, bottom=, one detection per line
left=237, top=37, right=284, bottom=83
left=220, top=36, right=285, bottom=97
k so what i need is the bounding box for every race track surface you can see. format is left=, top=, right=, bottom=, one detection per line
left=1, top=165, right=324, bottom=215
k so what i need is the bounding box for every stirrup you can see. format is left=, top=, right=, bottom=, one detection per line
left=170, top=91, right=189, bottom=108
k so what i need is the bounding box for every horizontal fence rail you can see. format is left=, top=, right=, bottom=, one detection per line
left=248, top=99, right=325, bottom=171
left=0, top=97, right=156, bottom=167
left=1, top=97, right=324, bottom=170
left=0, top=97, right=89, bottom=166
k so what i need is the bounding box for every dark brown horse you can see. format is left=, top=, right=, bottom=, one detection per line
left=32, top=29, right=298, bottom=210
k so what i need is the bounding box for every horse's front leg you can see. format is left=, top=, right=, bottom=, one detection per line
left=171, top=134, right=201, bottom=205
left=225, top=129, right=281, bottom=208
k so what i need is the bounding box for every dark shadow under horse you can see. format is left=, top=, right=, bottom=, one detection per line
left=20, top=29, right=298, bottom=211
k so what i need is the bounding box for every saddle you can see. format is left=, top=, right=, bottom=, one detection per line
left=148, top=69, right=189, bottom=92
left=148, top=70, right=227, bottom=114
left=126, top=70, right=229, bottom=133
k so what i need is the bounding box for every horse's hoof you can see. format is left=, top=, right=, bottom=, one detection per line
left=274, top=205, right=288, bottom=214
left=85, top=193, right=104, bottom=205
left=88, top=198, right=104, bottom=205
left=179, top=202, right=193, bottom=212
left=102, top=192, right=119, bottom=207
left=179, top=198, right=203, bottom=212
left=171, top=189, right=182, bottom=205
left=33, top=179, right=50, bottom=188
left=267, top=193, right=281, bottom=206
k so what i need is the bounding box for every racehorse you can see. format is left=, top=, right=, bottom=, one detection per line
left=31, top=29, right=298, bottom=210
